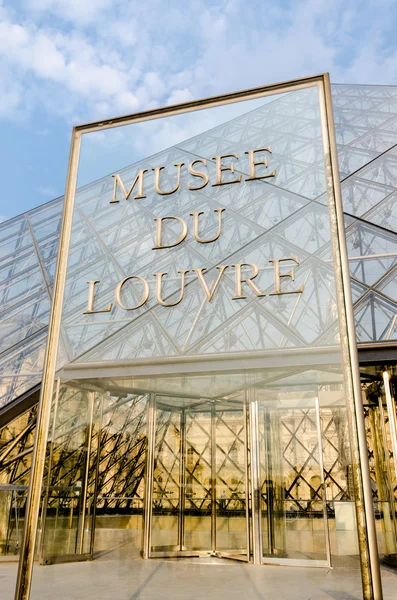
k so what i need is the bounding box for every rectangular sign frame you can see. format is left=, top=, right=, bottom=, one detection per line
left=14, top=73, right=382, bottom=600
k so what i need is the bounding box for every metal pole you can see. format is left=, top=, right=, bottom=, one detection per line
left=263, top=407, right=273, bottom=554
left=383, top=372, right=397, bottom=489
left=377, top=398, right=397, bottom=553
left=178, top=409, right=186, bottom=551
left=143, top=393, right=155, bottom=559
left=77, top=391, right=95, bottom=554
left=14, top=491, right=20, bottom=552
left=89, top=391, right=104, bottom=556
left=38, top=378, right=61, bottom=564
left=211, top=403, right=217, bottom=553
left=320, top=74, right=383, bottom=600
left=248, top=390, right=262, bottom=564
left=14, top=130, right=82, bottom=600
left=315, top=395, right=332, bottom=567
left=243, top=396, right=251, bottom=561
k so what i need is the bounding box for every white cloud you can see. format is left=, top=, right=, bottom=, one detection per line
left=0, top=64, right=24, bottom=118
left=167, top=88, right=194, bottom=105
left=26, top=0, right=114, bottom=24
left=0, top=0, right=396, bottom=128
left=35, top=184, right=56, bottom=197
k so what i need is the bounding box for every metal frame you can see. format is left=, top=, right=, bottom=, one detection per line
left=210, top=402, right=217, bottom=554
left=315, top=395, right=332, bottom=567
left=142, top=392, right=155, bottom=559
left=243, top=398, right=251, bottom=561
left=248, top=389, right=262, bottom=564
left=14, top=73, right=382, bottom=600
left=146, top=393, right=250, bottom=562
left=4, top=85, right=397, bottom=420
left=319, top=76, right=382, bottom=599
left=38, top=385, right=97, bottom=565
left=257, top=392, right=331, bottom=568
left=376, top=396, right=397, bottom=552
left=383, top=371, right=397, bottom=485
left=38, top=378, right=60, bottom=564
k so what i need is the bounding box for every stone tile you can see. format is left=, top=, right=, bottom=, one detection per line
left=0, top=553, right=396, bottom=600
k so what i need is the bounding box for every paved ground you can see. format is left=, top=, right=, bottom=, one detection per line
left=1, top=549, right=396, bottom=600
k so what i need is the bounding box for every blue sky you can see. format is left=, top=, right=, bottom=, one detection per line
left=1, top=0, right=397, bottom=221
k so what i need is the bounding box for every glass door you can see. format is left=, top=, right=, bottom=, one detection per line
left=258, top=402, right=286, bottom=559
left=214, top=401, right=249, bottom=561
left=257, top=391, right=330, bottom=566
left=146, top=395, right=249, bottom=560
left=183, top=407, right=212, bottom=552
left=149, top=399, right=182, bottom=554
left=39, top=383, right=101, bottom=564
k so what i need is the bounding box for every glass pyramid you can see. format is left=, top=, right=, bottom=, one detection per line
left=1, top=83, right=397, bottom=410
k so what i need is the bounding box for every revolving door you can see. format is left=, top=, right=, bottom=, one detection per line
left=143, top=394, right=250, bottom=561
left=38, top=372, right=333, bottom=567
left=142, top=387, right=330, bottom=566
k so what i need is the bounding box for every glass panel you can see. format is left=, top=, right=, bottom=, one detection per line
left=342, top=177, right=393, bottom=217
left=5, top=86, right=397, bottom=418
left=184, top=408, right=212, bottom=552
left=335, top=123, right=370, bottom=146
left=0, top=293, right=51, bottom=353
left=363, top=189, right=397, bottom=232
left=0, top=405, right=36, bottom=515
left=338, top=147, right=378, bottom=176
left=149, top=394, right=248, bottom=559
left=357, top=151, right=397, bottom=187
left=52, top=86, right=345, bottom=365
left=349, top=110, right=397, bottom=129
left=40, top=384, right=100, bottom=562
left=215, top=403, right=247, bottom=557
left=362, top=374, right=397, bottom=560
left=0, top=487, right=28, bottom=557
left=350, top=129, right=397, bottom=153
left=151, top=404, right=181, bottom=551
left=3, top=84, right=382, bottom=416
left=258, top=391, right=328, bottom=564
left=94, top=393, right=147, bottom=555
left=354, top=291, right=397, bottom=342
left=0, top=329, right=47, bottom=410
left=52, top=369, right=347, bottom=569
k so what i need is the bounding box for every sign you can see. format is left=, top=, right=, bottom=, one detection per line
left=84, top=147, right=304, bottom=315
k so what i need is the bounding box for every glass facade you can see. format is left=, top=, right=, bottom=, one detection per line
left=1, top=79, right=397, bottom=600
left=1, top=84, right=397, bottom=410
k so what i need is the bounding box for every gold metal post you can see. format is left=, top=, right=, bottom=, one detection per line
left=14, top=130, right=82, bottom=600
left=320, top=73, right=383, bottom=600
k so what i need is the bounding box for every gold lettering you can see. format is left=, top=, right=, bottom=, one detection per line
left=110, top=171, right=147, bottom=203
left=115, top=276, right=150, bottom=310
left=153, top=162, right=184, bottom=195
left=152, top=216, right=188, bottom=249
left=154, top=270, right=188, bottom=307
left=188, top=159, right=209, bottom=191
left=83, top=280, right=113, bottom=314
left=193, top=265, right=228, bottom=302
left=212, top=153, right=242, bottom=186
left=269, top=257, right=304, bottom=295
left=190, top=208, right=225, bottom=244
left=232, top=263, right=265, bottom=299
left=244, top=148, right=276, bottom=180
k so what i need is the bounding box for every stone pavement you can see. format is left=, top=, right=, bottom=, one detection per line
left=1, top=549, right=396, bottom=600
